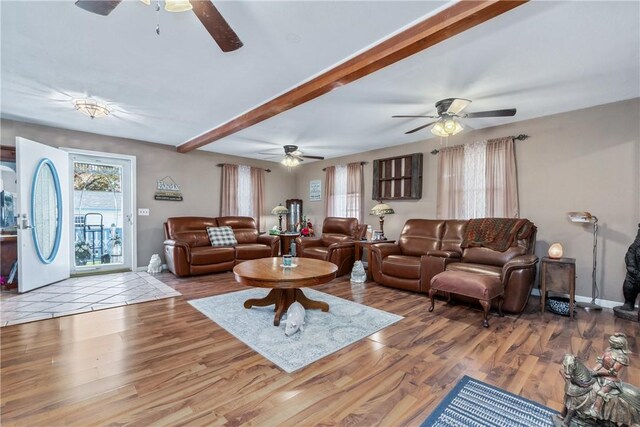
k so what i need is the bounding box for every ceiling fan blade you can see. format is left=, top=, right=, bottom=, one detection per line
left=191, top=1, right=243, bottom=52
left=405, top=121, right=437, bottom=134
left=464, top=108, right=517, bottom=118
left=446, top=98, right=471, bottom=115
left=75, top=0, right=122, bottom=16
left=301, top=155, right=325, bottom=160
left=392, top=115, right=439, bottom=119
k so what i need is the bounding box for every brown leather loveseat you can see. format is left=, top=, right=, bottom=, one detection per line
left=295, top=217, right=362, bottom=276
left=369, top=218, right=538, bottom=313
left=163, top=216, right=280, bottom=277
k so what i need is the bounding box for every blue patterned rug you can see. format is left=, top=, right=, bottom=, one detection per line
left=422, top=376, right=558, bottom=426
left=189, top=288, right=403, bottom=373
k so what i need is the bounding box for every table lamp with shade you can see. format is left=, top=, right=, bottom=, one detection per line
left=271, top=204, right=289, bottom=232
left=370, top=202, right=395, bottom=239
left=568, top=211, right=602, bottom=310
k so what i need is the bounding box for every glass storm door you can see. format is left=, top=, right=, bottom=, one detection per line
left=71, top=154, right=133, bottom=274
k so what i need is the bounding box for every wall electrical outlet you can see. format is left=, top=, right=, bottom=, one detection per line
left=138, top=208, right=150, bottom=216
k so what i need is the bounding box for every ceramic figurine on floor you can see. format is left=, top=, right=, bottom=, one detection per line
left=147, top=254, right=162, bottom=274
left=614, top=224, right=640, bottom=322
left=284, top=302, right=305, bottom=336
left=554, top=333, right=640, bottom=427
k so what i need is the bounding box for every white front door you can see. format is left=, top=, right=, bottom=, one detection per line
left=16, top=137, right=70, bottom=292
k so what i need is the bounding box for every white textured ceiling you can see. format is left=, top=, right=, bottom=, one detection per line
left=2, top=1, right=639, bottom=162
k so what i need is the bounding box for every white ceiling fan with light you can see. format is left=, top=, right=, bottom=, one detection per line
left=392, top=98, right=517, bottom=137
left=259, top=145, right=325, bottom=167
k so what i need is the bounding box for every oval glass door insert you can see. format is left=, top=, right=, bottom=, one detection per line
left=31, top=158, right=63, bottom=264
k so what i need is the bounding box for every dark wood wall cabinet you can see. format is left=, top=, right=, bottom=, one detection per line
left=372, top=153, right=422, bottom=201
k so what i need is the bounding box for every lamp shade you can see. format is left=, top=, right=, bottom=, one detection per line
left=548, top=243, right=563, bottom=259
left=165, top=0, right=192, bottom=12
left=567, top=211, right=594, bottom=223
left=281, top=155, right=300, bottom=167
left=271, top=204, right=289, bottom=215
left=431, top=118, right=463, bottom=137
left=370, top=203, right=394, bottom=216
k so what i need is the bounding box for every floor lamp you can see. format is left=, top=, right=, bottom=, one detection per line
left=568, top=211, right=602, bottom=311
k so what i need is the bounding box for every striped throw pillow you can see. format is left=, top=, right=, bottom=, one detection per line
left=206, top=226, right=238, bottom=247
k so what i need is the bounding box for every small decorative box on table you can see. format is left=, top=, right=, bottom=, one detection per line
left=540, top=256, right=576, bottom=319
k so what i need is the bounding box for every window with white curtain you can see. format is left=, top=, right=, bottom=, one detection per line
left=332, top=165, right=348, bottom=217
left=436, top=137, right=519, bottom=219
left=237, top=165, right=253, bottom=217
left=325, top=163, right=364, bottom=221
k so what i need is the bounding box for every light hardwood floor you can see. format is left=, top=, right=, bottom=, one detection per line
left=1, top=272, right=638, bottom=426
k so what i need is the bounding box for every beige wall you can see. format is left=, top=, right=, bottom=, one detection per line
left=1, top=119, right=296, bottom=268
left=294, top=98, right=640, bottom=303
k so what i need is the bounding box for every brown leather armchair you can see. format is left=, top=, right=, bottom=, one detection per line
left=295, top=217, right=360, bottom=276
left=369, top=218, right=538, bottom=313
left=164, top=216, right=279, bottom=277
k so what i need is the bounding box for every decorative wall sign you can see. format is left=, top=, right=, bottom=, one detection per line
left=309, top=179, right=321, bottom=201
left=155, top=176, right=183, bottom=201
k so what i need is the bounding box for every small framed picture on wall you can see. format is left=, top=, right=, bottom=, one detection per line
left=309, top=179, right=321, bottom=201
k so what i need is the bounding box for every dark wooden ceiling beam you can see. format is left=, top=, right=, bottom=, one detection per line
left=177, top=0, right=528, bottom=153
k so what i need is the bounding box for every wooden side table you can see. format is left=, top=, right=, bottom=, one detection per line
left=540, top=257, right=576, bottom=319
left=279, top=233, right=300, bottom=256
left=355, top=239, right=395, bottom=281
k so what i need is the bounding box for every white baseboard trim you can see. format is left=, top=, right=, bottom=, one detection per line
left=530, top=288, right=623, bottom=309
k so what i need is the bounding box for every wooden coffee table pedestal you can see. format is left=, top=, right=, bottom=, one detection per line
left=233, top=257, right=338, bottom=327
left=243, top=288, right=329, bottom=326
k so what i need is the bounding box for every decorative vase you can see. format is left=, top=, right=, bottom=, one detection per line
left=350, top=261, right=366, bottom=284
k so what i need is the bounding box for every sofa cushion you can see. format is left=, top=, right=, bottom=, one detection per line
left=235, top=243, right=272, bottom=260
left=216, top=216, right=259, bottom=244
left=446, top=262, right=502, bottom=278
left=207, top=226, right=238, bottom=247
left=398, top=219, right=444, bottom=257
left=166, top=216, right=218, bottom=247
left=190, top=246, right=235, bottom=265
left=381, top=255, right=421, bottom=279
left=321, top=233, right=352, bottom=246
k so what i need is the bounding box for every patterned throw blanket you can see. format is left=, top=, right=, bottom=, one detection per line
left=461, top=218, right=536, bottom=252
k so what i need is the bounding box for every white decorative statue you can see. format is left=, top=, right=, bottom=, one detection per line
left=284, top=302, right=306, bottom=336
left=147, top=254, right=162, bottom=274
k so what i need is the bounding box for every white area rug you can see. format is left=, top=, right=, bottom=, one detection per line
left=189, top=288, right=403, bottom=373
left=1, top=272, right=180, bottom=327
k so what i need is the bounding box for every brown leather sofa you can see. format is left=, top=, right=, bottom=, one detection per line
left=295, top=217, right=361, bottom=276
left=369, top=218, right=538, bottom=313
left=163, top=216, right=280, bottom=277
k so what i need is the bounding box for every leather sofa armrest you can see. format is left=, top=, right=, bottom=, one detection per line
left=426, top=250, right=461, bottom=259
left=257, top=234, right=280, bottom=256
left=327, top=241, right=356, bottom=250
left=296, top=236, right=323, bottom=250
left=163, top=239, right=192, bottom=277
left=163, top=239, right=191, bottom=251
left=369, top=242, right=401, bottom=259
left=502, top=254, right=538, bottom=274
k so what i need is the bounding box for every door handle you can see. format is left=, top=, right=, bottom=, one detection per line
left=19, top=213, right=32, bottom=230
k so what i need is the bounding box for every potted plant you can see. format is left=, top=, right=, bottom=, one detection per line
left=75, top=241, right=92, bottom=266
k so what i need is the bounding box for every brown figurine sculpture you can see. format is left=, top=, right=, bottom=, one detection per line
left=554, top=333, right=640, bottom=426
left=614, top=223, right=640, bottom=322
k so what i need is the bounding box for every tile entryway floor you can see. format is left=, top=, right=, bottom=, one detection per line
left=0, top=272, right=181, bottom=327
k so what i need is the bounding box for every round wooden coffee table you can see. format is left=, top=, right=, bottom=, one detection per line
left=233, top=257, right=338, bottom=326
